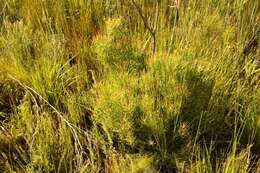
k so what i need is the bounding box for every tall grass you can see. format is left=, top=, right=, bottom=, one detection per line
left=0, top=0, right=259, bottom=172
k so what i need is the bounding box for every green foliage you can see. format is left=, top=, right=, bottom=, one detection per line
left=92, top=17, right=147, bottom=74
left=0, top=0, right=259, bottom=172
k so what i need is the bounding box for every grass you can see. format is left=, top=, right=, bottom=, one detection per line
left=0, top=0, right=259, bottom=172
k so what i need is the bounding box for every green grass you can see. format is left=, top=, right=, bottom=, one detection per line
left=0, top=0, right=259, bottom=172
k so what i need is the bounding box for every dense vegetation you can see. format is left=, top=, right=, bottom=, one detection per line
left=0, top=0, right=259, bottom=172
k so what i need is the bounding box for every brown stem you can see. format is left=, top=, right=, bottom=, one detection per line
left=131, top=0, right=160, bottom=55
